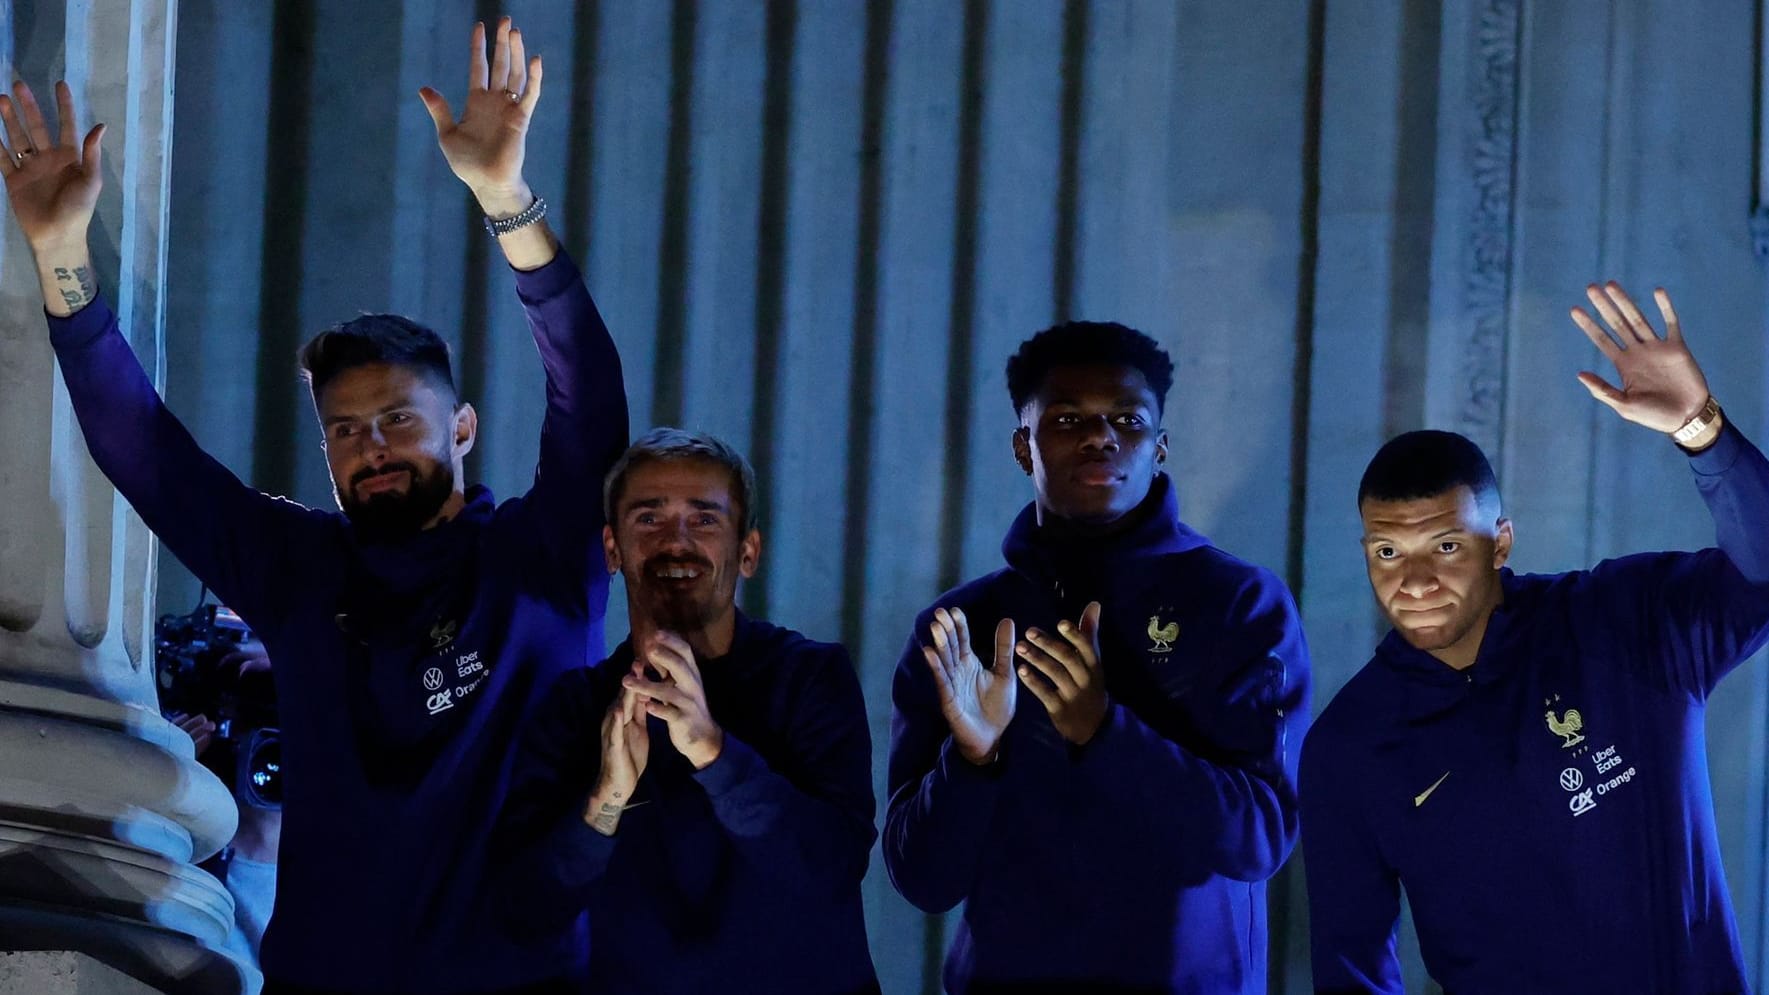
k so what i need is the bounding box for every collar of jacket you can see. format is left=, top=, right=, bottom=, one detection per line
left=1000, top=472, right=1211, bottom=591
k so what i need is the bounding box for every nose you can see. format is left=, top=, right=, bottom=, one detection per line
left=356, top=423, right=390, bottom=463
left=658, top=516, right=694, bottom=547
left=1078, top=414, right=1120, bottom=453
left=1397, top=558, right=1438, bottom=598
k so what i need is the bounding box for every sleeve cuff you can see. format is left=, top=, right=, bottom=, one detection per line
left=1689, top=419, right=1746, bottom=477
left=936, top=735, right=1008, bottom=784
left=512, top=248, right=583, bottom=306
left=1073, top=703, right=1129, bottom=770
left=692, top=733, right=764, bottom=797
left=549, top=809, right=620, bottom=878
left=45, top=293, right=117, bottom=353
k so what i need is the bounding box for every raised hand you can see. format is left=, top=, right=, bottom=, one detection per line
left=585, top=688, right=650, bottom=837
left=923, top=607, right=1017, bottom=765
left=1569, top=282, right=1711, bottom=435
left=624, top=632, right=724, bottom=770
left=0, top=80, right=106, bottom=251
left=1016, top=601, right=1109, bottom=746
left=418, top=17, right=542, bottom=211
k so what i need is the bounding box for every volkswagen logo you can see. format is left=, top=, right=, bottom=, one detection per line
left=423, top=667, right=445, bottom=691
left=1559, top=767, right=1584, bottom=791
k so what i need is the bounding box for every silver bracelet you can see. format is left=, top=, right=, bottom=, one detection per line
left=484, top=196, right=547, bottom=238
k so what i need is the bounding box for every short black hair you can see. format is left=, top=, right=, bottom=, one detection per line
left=297, top=314, right=457, bottom=402
left=1005, top=321, right=1175, bottom=416
left=1358, top=430, right=1501, bottom=510
left=603, top=427, right=760, bottom=533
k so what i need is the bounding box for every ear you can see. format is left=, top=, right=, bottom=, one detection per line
left=1011, top=427, right=1033, bottom=475
left=738, top=528, right=762, bottom=579
left=602, top=523, right=621, bottom=576
left=1492, top=517, right=1514, bottom=569
left=452, top=402, right=479, bottom=460
left=1155, top=430, right=1169, bottom=466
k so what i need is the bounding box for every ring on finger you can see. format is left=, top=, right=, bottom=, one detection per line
left=502, top=89, right=520, bottom=101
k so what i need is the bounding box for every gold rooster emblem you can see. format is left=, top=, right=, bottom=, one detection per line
left=1545, top=708, right=1584, bottom=748
left=1147, top=615, right=1179, bottom=654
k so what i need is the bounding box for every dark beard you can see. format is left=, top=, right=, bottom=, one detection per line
left=339, top=460, right=457, bottom=540
left=631, top=554, right=725, bottom=632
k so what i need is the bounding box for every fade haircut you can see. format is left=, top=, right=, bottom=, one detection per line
left=1358, top=430, right=1501, bottom=513
left=1005, top=320, right=1176, bottom=417
left=603, top=427, right=760, bottom=533
left=297, top=314, right=457, bottom=403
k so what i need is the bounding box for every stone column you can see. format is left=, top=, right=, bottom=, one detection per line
left=0, top=2, right=249, bottom=992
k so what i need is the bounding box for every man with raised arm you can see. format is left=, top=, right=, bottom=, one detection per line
left=1302, top=283, right=1769, bottom=994
left=496, top=429, right=879, bottom=993
left=883, top=322, right=1311, bottom=993
left=1, top=17, right=626, bottom=995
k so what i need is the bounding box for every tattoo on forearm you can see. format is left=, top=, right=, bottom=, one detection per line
left=588, top=802, right=622, bottom=835
left=53, top=264, right=96, bottom=310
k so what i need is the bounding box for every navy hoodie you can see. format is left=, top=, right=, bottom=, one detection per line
left=885, top=474, right=1312, bottom=994
left=494, top=612, right=879, bottom=994
left=45, top=253, right=627, bottom=994
left=1301, top=423, right=1769, bottom=995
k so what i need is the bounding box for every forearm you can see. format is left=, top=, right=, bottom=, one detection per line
left=32, top=237, right=97, bottom=317
left=494, top=806, right=617, bottom=933
left=695, top=736, right=874, bottom=896
left=1078, top=704, right=1296, bottom=880
left=476, top=183, right=557, bottom=271
left=1691, top=422, right=1769, bottom=584
left=883, top=736, right=1003, bottom=913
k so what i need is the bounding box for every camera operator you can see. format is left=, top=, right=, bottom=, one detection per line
left=0, top=15, right=628, bottom=994
left=167, top=634, right=279, bottom=983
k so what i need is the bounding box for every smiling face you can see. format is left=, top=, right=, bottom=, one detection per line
left=1360, top=485, right=1513, bottom=670
left=1013, top=363, right=1169, bottom=525
left=603, top=458, right=761, bottom=637
left=316, top=362, right=474, bottom=536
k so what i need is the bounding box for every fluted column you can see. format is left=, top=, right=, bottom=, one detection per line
left=0, top=1, right=248, bottom=992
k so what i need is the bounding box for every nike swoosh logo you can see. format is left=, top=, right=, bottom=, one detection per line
left=1413, top=771, right=1451, bottom=807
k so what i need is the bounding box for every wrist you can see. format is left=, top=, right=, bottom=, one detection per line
left=473, top=183, right=535, bottom=220
left=28, top=232, right=91, bottom=263
left=684, top=729, right=725, bottom=770
left=957, top=737, right=1001, bottom=766
left=1673, top=396, right=1724, bottom=452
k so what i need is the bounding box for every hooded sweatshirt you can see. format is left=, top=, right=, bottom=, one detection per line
left=494, top=612, right=879, bottom=994
left=45, top=252, right=627, bottom=994
left=1301, top=422, right=1769, bottom=995
left=884, top=474, right=1311, bottom=994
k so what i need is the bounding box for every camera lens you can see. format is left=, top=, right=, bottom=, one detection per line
left=240, top=729, right=283, bottom=810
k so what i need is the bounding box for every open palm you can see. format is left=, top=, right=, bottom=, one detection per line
left=923, top=608, right=1017, bottom=764
left=0, top=81, right=105, bottom=248
left=1569, top=282, right=1710, bottom=433
left=419, top=18, right=541, bottom=199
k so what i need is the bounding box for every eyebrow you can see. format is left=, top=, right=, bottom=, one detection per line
left=624, top=498, right=730, bottom=513
left=1363, top=526, right=1468, bottom=543
left=1044, top=395, right=1152, bottom=409
left=322, top=400, right=415, bottom=427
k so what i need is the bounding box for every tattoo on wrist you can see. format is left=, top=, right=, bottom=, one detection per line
left=588, top=802, right=622, bottom=835
left=52, top=265, right=96, bottom=310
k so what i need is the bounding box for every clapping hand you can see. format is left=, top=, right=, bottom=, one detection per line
left=922, top=608, right=1017, bottom=765
left=1015, top=601, right=1109, bottom=746
left=623, top=632, right=725, bottom=770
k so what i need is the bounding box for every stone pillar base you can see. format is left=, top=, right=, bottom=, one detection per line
left=0, top=950, right=159, bottom=994
left=0, top=906, right=254, bottom=995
